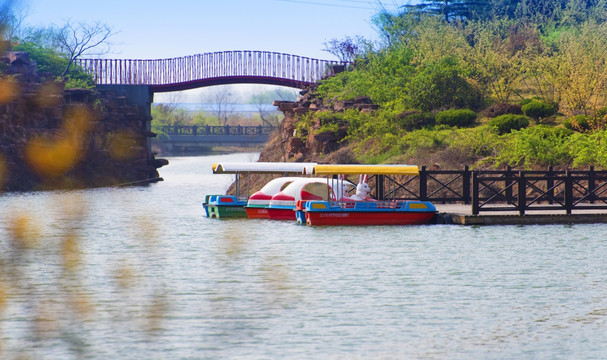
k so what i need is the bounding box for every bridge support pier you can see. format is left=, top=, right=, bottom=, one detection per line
left=96, top=85, right=167, bottom=178
left=97, top=84, right=154, bottom=150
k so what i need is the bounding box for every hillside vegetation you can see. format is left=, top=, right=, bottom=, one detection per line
left=305, top=0, right=607, bottom=169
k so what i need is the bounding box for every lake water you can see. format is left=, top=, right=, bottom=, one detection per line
left=1, top=153, right=607, bottom=359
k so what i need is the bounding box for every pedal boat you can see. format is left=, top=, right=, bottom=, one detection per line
left=267, top=177, right=355, bottom=220
left=244, top=177, right=302, bottom=218
left=203, top=162, right=317, bottom=219
left=296, top=164, right=437, bottom=226
left=204, top=194, right=248, bottom=219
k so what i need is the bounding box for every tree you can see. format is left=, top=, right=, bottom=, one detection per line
left=0, top=0, right=27, bottom=44
left=405, top=0, right=491, bottom=22
left=322, top=35, right=367, bottom=63
left=55, top=20, right=116, bottom=77
left=248, top=88, right=295, bottom=127
left=550, top=21, right=607, bottom=117
left=204, top=86, right=236, bottom=126
left=0, top=0, right=13, bottom=39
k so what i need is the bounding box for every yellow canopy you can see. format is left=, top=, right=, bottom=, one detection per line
left=212, top=162, right=317, bottom=174
left=313, top=164, right=419, bottom=176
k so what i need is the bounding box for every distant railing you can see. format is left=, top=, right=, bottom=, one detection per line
left=366, top=166, right=607, bottom=215
left=78, top=51, right=348, bottom=90
left=162, top=125, right=276, bottom=136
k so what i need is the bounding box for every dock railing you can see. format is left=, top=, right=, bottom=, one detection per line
left=369, top=166, right=607, bottom=215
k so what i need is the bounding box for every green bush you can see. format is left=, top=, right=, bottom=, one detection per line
left=564, top=115, right=591, bottom=132
left=394, top=111, right=435, bottom=131
left=435, top=109, right=477, bottom=127
left=408, top=57, right=484, bottom=112
left=493, top=125, right=573, bottom=168
left=13, top=41, right=95, bottom=88
left=489, top=114, right=530, bottom=135
left=521, top=100, right=557, bottom=120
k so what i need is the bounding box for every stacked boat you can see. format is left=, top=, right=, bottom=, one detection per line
left=204, top=162, right=437, bottom=226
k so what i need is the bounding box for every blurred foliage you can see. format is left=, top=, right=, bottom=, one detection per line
left=0, top=192, right=169, bottom=358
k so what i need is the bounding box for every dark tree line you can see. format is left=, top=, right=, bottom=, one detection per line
left=404, top=0, right=606, bottom=22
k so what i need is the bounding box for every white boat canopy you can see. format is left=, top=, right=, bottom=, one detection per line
left=212, top=162, right=318, bottom=174
left=313, top=164, right=419, bottom=176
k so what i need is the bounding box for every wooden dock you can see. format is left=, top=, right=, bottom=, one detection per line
left=434, top=204, right=607, bottom=225
left=364, top=166, right=607, bottom=225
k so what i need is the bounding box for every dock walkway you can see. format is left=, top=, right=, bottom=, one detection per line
left=434, top=204, right=607, bottom=225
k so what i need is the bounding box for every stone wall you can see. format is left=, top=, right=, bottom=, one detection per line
left=0, top=51, right=167, bottom=191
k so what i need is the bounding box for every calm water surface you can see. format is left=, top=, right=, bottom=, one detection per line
left=1, top=153, right=607, bottom=359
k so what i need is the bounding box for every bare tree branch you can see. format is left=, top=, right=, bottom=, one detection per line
left=55, top=20, right=116, bottom=76
left=1, top=0, right=29, bottom=43
left=322, top=35, right=367, bottom=62
left=203, top=86, right=236, bottom=126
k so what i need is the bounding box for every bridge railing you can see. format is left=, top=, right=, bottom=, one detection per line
left=162, top=125, right=276, bottom=136
left=78, top=51, right=347, bottom=87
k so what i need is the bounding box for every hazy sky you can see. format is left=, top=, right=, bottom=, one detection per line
left=21, top=0, right=407, bottom=60
left=19, top=0, right=408, bottom=102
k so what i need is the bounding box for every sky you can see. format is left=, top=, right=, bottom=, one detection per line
left=18, top=0, right=409, bottom=102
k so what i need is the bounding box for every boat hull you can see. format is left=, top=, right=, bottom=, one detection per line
left=299, top=200, right=437, bottom=226
left=245, top=206, right=270, bottom=219
left=204, top=195, right=247, bottom=219
left=267, top=207, right=297, bottom=220
left=304, top=210, right=436, bottom=226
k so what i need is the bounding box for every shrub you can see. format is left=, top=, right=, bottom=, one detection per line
left=394, top=111, right=435, bottom=131
left=408, top=57, right=484, bottom=111
left=489, top=114, right=530, bottom=135
left=435, top=109, right=477, bottom=127
left=564, top=115, right=591, bottom=132
left=482, top=103, right=523, bottom=118
left=521, top=100, right=557, bottom=120
left=493, top=125, right=574, bottom=168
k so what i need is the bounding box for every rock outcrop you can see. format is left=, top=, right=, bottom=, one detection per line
left=227, top=85, right=378, bottom=195
left=260, top=84, right=378, bottom=164
left=0, top=51, right=167, bottom=191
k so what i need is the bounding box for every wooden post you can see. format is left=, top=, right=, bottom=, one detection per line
left=547, top=165, right=554, bottom=204
left=589, top=166, right=596, bottom=204
left=463, top=165, right=471, bottom=204
left=505, top=166, right=513, bottom=203
left=565, top=170, right=573, bottom=214
left=518, top=171, right=526, bottom=215
left=419, top=166, right=427, bottom=201
left=472, top=171, right=479, bottom=215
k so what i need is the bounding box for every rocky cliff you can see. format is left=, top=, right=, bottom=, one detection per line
left=226, top=84, right=378, bottom=195
left=259, top=84, right=377, bottom=164
left=0, top=51, right=167, bottom=191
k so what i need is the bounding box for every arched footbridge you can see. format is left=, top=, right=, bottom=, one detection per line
left=78, top=51, right=348, bottom=153
left=78, top=50, right=348, bottom=92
